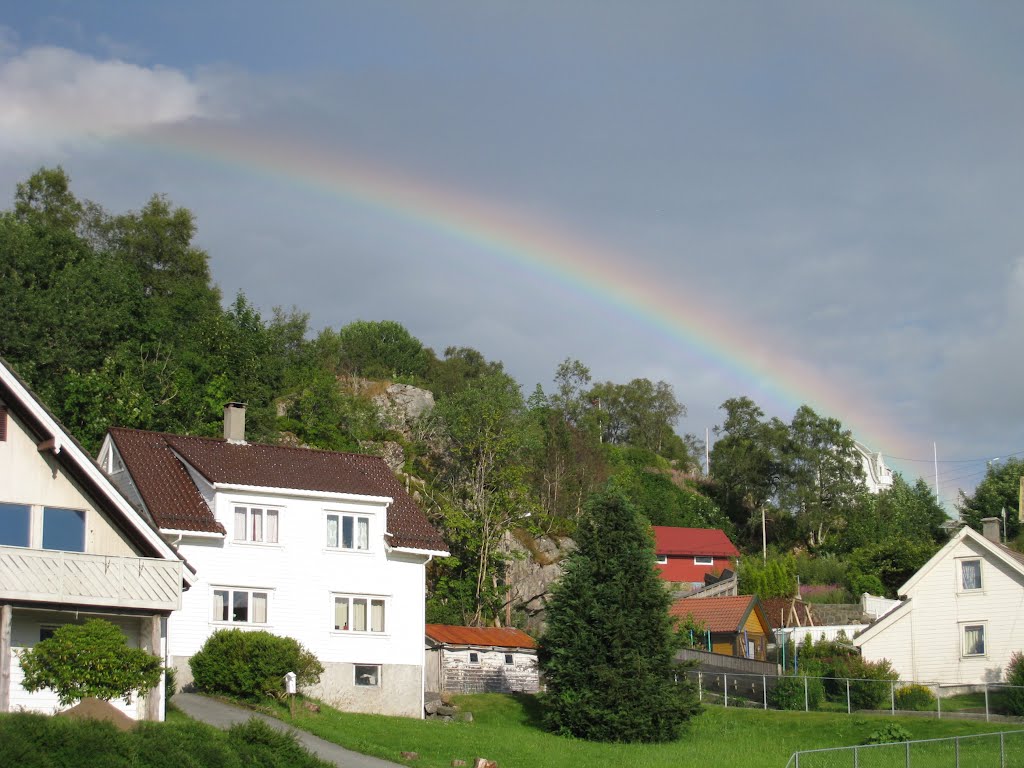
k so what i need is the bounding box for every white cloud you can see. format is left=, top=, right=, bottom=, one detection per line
left=0, top=45, right=206, bottom=150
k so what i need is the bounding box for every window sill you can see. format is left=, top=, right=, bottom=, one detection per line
left=323, top=548, right=374, bottom=556
left=211, top=621, right=273, bottom=629
left=230, top=541, right=283, bottom=549
left=330, top=630, right=390, bottom=638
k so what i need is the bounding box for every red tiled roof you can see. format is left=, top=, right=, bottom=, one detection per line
left=108, top=428, right=447, bottom=551
left=670, top=595, right=761, bottom=633
left=653, top=526, right=739, bottom=557
left=425, top=624, right=537, bottom=649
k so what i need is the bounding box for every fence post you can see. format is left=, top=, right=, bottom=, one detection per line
left=891, top=679, right=895, bottom=715
left=937, top=684, right=941, bottom=719
left=1000, top=731, right=1005, bottom=768
left=985, top=684, right=990, bottom=722
left=955, top=735, right=960, bottom=768
left=905, top=739, right=910, bottom=768
left=854, top=744, right=859, bottom=768
left=847, top=678, right=851, bottom=714
left=724, top=674, right=728, bottom=708
left=804, top=676, right=809, bottom=712
left=763, top=675, right=767, bottom=710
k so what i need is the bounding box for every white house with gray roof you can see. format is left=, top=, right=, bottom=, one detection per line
left=854, top=519, right=1024, bottom=686
left=98, top=404, right=448, bottom=717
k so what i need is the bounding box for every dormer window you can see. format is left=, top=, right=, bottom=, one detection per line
left=326, top=513, right=370, bottom=551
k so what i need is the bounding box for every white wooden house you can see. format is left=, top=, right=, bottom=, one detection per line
left=98, top=404, right=448, bottom=717
left=854, top=520, right=1024, bottom=686
left=0, top=359, right=190, bottom=720
left=424, top=624, right=539, bottom=694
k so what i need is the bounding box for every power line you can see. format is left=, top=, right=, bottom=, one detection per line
left=883, top=449, right=1024, bottom=464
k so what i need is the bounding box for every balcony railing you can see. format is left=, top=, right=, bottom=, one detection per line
left=0, top=546, right=182, bottom=611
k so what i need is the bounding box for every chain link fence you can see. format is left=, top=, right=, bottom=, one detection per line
left=784, top=729, right=1024, bottom=767
left=686, top=670, right=1024, bottom=720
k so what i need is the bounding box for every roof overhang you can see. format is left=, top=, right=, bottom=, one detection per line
left=210, top=481, right=393, bottom=506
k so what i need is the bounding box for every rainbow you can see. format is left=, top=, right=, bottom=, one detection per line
left=137, top=122, right=923, bottom=466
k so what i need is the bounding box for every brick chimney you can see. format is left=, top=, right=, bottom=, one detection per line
left=224, top=402, right=247, bottom=444
left=981, top=517, right=1001, bottom=544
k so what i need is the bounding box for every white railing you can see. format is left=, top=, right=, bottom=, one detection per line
left=0, top=545, right=182, bottom=611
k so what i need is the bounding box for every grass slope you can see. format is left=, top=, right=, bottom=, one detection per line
left=261, top=693, right=1016, bottom=768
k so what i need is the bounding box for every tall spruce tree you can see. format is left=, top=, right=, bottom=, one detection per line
left=539, top=489, right=700, bottom=742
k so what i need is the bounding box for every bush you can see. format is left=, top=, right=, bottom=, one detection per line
left=17, top=619, right=162, bottom=706
left=769, top=675, right=824, bottom=711
left=1005, top=650, right=1024, bottom=715
left=894, top=684, right=935, bottom=711
left=189, top=629, right=323, bottom=700
left=861, top=723, right=911, bottom=745
left=164, top=666, right=177, bottom=711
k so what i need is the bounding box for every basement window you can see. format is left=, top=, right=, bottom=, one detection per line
left=354, top=664, right=380, bottom=687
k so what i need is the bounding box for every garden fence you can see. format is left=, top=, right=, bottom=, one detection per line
left=783, top=729, right=1024, bottom=768
left=685, top=670, right=1024, bottom=720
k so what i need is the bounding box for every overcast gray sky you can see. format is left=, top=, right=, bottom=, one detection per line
left=2, top=2, right=1022, bottom=507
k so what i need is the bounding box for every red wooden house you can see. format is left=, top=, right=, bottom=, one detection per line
left=653, top=526, right=739, bottom=588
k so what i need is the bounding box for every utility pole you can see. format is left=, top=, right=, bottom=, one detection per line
left=933, top=443, right=939, bottom=500
left=705, top=427, right=710, bottom=476
left=762, top=507, right=767, bottom=562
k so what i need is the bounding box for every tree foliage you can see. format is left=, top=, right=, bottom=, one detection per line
left=539, top=490, right=700, bottom=742
left=958, top=458, right=1024, bottom=544
left=738, top=553, right=797, bottom=599
left=18, top=619, right=162, bottom=706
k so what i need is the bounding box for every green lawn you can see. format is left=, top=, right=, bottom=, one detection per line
left=254, top=694, right=1017, bottom=768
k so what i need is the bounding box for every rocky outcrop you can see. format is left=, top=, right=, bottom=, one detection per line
left=503, top=531, right=575, bottom=634
left=372, top=383, right=435, bottom=440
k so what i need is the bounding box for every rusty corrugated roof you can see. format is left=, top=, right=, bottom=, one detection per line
left=108, top=428, right=447, bottom=551
left=425, top=624, right=537, bottom=649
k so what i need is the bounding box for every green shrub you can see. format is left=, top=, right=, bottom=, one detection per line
left=164, top=666, right=177, bottom=711
left=769, top=675, right=824, bottom=711
left=895, top=684, right=935, bottom=711
left=189, top=629, right=323, bottom=700
left=17, top=619, right=162, bottom=706
left=861, top=723, right=911, bottom=745
left=1005, top=650, right=1024, bottom=715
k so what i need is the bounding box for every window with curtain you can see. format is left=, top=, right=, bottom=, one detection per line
left=326, top=513, right=371, bottom=551
left=234, top=506, right=280, bottom=544
left=212, top=587, right=269, bottom=625
left=963, top=624, right=985, bottom=656
left=332, top=594, right=386, bottom=633
left=961, top=560, right=982, bottom=591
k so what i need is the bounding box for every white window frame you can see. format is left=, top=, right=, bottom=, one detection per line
left=694, top=556, right=714, bottom=566
left=958, top=558, right=983, bottom=592
left=331, top=593, right=388, bottom=634
left=211, top=586, right=271, bottom=626
left=232, top=505, right=280, bottom=545
left=961, top=622, right=987, bottom=657
left=325, top=512, right=372, bottom=552
left=354, top=664, right=381, bottom=687
left=655, top=554, right=668, bottom=565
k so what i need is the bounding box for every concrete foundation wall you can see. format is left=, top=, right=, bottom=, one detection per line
left=171, top=656, right=422, bottom=718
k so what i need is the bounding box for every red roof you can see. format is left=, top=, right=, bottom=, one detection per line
left=425, top=624, right=537, bottom=649
left=670, top=595, right=765, bottom=633
left=653, top=526, right=739, bottom=557
left=108, top=428, right=447, bottom=552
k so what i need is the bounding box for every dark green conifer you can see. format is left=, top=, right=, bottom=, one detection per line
left=539, top=489, right=700, bottom=742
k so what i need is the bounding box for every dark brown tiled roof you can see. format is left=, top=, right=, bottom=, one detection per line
left=108, top=428, right=447, bottom=551
left=425, top=624, right=537, bottom=649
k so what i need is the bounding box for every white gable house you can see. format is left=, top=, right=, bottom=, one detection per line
left=98, top=404, right=448, bottom=717
left=0, top=359, right=191, bottom=721
left=855, top=519, right=1024, bottom=685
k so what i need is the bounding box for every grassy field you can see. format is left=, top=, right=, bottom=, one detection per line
left=256, top=694, right=1019, bottom=768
